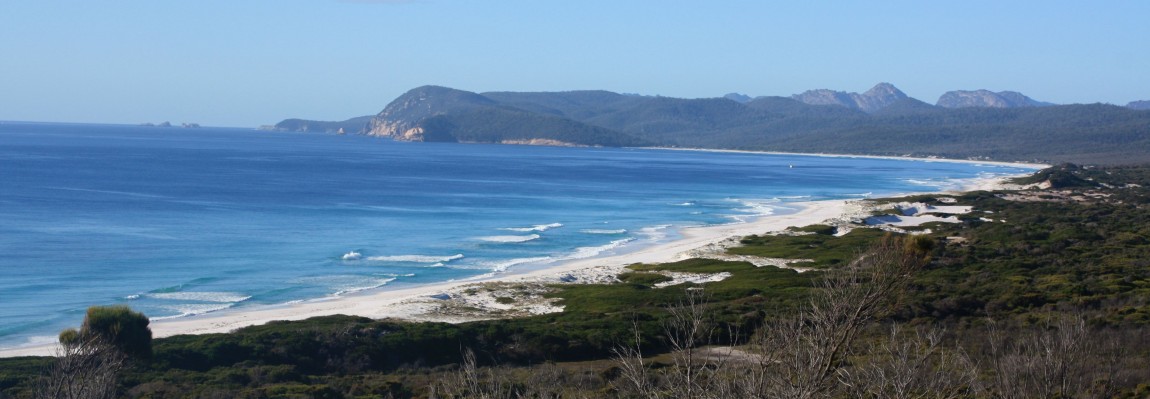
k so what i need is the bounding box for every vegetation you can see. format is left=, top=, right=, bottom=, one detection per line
left=4, top=164, right=1150, bottom=397
left=730, top=226, right=888, bottom=268
left=293, top=86, right=1150, bottom=164
left=418, top=107, right=650, bottom=147
left=64, top=306, right=153, bottom=360
left=273, top=116, right=374, bottom=134
left=34, top=306, right=152, bottom=399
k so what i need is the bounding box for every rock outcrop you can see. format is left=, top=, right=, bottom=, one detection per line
left=936, top=90, right=1054, bottom=108
left=790, top=83, right=908, bottom=113
left=722, top=93, right=753, bottom=103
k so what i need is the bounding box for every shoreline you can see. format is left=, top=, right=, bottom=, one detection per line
left=0, top=168, right=1040, bottom=358
left=0, top=200, right=851, bottom=358
left=645, top=147, right=1051, bottom=170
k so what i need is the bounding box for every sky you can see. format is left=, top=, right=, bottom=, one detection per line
left=1, top=1, right=1147, bottom=127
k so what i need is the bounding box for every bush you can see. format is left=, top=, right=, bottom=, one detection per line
left=66, top=305, right=153, bottom=360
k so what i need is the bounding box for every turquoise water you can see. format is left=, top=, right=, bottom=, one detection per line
left=0, top=122, right=1036, bottom=349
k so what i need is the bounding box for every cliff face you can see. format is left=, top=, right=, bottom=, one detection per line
left=790, top=83, right=908, bottom=113
left=936, top=90, right=1053, bottom=108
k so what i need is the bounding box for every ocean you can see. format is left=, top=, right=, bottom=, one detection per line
left=0, top=122, right=1036, bottom=349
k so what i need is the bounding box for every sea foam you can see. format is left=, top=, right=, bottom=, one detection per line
left=500, top=223, right=563, bottom=232
left=482, top=257, right=554, bottom=272
left=580, top=228, right=628, bottom=235
left=637, top=225, right=672, bottom=241
left=732, top=198, right=781, bottom=216
left=477, top=234, right=541, bottom=243
left=147, top=291, right=252, bottom=303
left=152, top=303, right=237, bottom=319
left=333, top=277, right=397, bottom=296
left=560, top=238, right=636, bottom=260
left=366, top=254, right=464, bottom=263
left=293, top=275, right=400, bottom=296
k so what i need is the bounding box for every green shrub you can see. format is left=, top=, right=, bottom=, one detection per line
left=64, top=305, right=153, bottom=360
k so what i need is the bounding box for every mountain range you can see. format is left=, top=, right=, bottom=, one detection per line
left=274, top=83, right=1150, bottom=165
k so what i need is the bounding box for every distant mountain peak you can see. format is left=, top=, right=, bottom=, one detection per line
left=936, top=89, right=1054, bottom=109
left=790, top=83, right=908, bottom=113
left=864, top=82, right=902, bottom=96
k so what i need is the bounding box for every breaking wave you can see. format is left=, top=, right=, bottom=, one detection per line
left=366, top=254, right=465, bottom=263
left=580, top=228, right=628, bottom=235
left=333, top=277, right=397, bottom=296
left=560, top=238, right=636, bottom=260
left=293, top=275, right=400, bottom=297
left=500, top=223, right=564, bottom=232
left=482, top=257, right=554, bottom=272
left=147, top=291, right=252, bottom=303
left=152, top=303, right=237, bottom=320
left=477, top=234, right=541, bottom=243
left=637, top=225, right=672, bottom=241
left=730, top=198, right=780, bottom=216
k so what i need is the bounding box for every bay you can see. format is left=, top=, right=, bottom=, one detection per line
left=0, top=122, right=1035, bottom=349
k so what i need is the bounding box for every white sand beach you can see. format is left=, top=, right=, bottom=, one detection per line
left=0, top=170, right=1035, bottom=358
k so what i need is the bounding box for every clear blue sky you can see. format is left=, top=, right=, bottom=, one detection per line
left=1, top=1, right=1147, bottom=127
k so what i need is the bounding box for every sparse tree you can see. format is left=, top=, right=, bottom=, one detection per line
left=981, top=315, right=1127, bottom=399
left=753, top=235, right=927, bottom=398
left=37, top=305, right=151, bottom=399
left=661, top=288, right=725, bottom=399
left=37, top=335, right=125, bottom=399
left=612, top=320, right=657, bottom=398
left=615, top=236, right=927, bottom=399
left=838, top=324, right=976, bottom=399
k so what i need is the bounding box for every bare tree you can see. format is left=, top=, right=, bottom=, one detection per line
left=611, top=288, right=742, bottom=399
left=612, top=319, right=657, bottom=398
left=751, top=236, right=928, bottom=399
left=982, top=315, right=1124, bottom=399
left=661, top=288, right=727, bottom=399
left=37, top=337, right=125, bottom=399
left=839, top=324, right=976, bottom=399
left=430, top=348, right=515, bottom=399
left=612, top=237, right=927, bottom=399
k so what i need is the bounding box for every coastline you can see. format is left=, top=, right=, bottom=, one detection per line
left=0, top=200, right=851, bottom=358
left=646, top=147, right=1051, bottom=170
left=0, top=167, right=1041, bottom=358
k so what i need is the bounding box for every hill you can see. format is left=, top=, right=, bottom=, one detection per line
left=936, top=89, right=1054, bottom=108
left=272, top=115, right=373, bottom=134
left=274, top=84, right=1150, bottom=165
left=789, top=82, right=909, bottom=113
left=361, top=86, right=648, bottom=146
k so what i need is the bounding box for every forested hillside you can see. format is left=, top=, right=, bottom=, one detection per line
left=279, top=84, right=1150, bottom=165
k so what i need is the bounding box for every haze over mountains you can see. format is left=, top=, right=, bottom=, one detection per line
left=274, top=83, right=1150, bottom=165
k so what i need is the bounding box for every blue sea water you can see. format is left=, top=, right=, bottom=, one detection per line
left=0, top=122, right=1037, bottom=349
